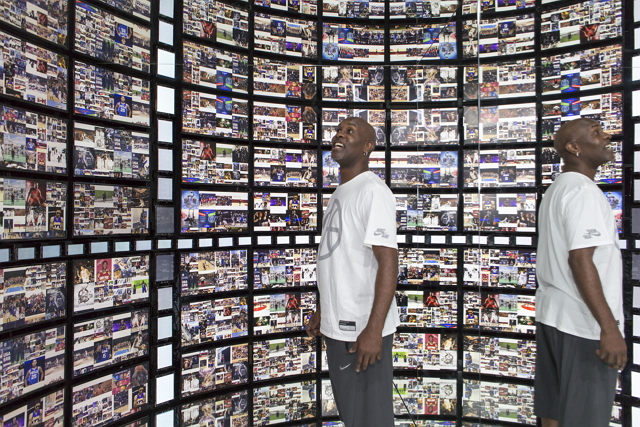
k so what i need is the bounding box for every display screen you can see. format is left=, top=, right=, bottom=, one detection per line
left=253, top=102, right=316, bottom=143
left=181, top=344, right=249, bottom=397
left=463, top=59, right=536, bottom=100
left=395, top=290, right=458, bottom=328
left=463, top=193, right=536, bottom=232
left=540, top=0, right=621, bottom=50
left=462, top=0, right=535, bottom=13
left=0, top=105, right=67, bottom=174
left=73, top=309, right=149, bottom=376
left=321, top=108, right=386, bottom=146
left=390, top=66, right=457, bottom=102
left=180, top=250, right=249, bottom=295
left=253, top=381, right=316, bottom=424
left=253, top=248, right=317, bottom=289
left=462, top=15, right=534, bottom=58
left=541, top=92, right=623, bottom=138
left=390, top=23, right=457, bottom=61
left=182, top=91, right=249, bottom=138
left=254, top=147, right=318, bottom=187
left=463, top=335, right=536, bottom=379
left=541, top=45, right=622, bottom=95
left=181, top=390, right=249, bottom=427
left=322, top=23, right=384, bottom=61
left=0, top=0, right=67, bottom=44
left=390, top=0, right=458, bottom=18
left=183, top=41, right=249, bottom=93
left=181, top=297, right=249, bottom=346
left=180, top=190, right=248, bottom=233
left=253, top=192, right=317, bottom=231
left=392, top=378, right=457, bottom=416
left=254, top=59, right=316, bottom=99
left=390, top=151, right=458, bottom=188
left=0, top=389, right=64, bottom=427
left=182, top=140, right=249, bottom=185
left=0, top=31, right=68, bottom=110
left=74, top=62, right=150, bottom=126
left=95, top=0, right=150, bottom=19
left=72, top=256, right=150, bottom=312
left=390, top=108, right=458, bottom=146
left=321, top=66, right=385, bottom=102
left=183, top=0, right=249, bottom=47
left=255, top=0, right=317, bottom=14
left=463, top=248, right=536, bottom=289
left=322, top=150, right=385, bottom=187
left=463, top=292, right=536, bottom=333
left=73, top=184, right=150, bottom=235
left=392, top=333, right=457, bottom=371
left=463, top=380, right=534, bottom=424
left=463, top=104, right=537, bottom=144
left=396, top=194, right=458, bottom=231
left=75, top=2, right=150, bottom=72
left=74, top=123, right=150, bottom=179
left=71, top=363, right=149, bottom=427
left=0, top=327, right=65, bottom=404
left=1, top=178, right=67, bottom=240
left=397, top=248, right=458, bottom=285
left=463, top=149, right=536, bottom=188
left=323, top=0, right=384, bottom=18
left=0, top=262, right=66, bottom=332
left=253, top=336, right=316, bottom=380
left=253, top=292, right=316, bottom=335
left=255, top=14, right=317, bottom=58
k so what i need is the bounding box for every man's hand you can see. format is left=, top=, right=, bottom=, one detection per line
left=306, top=311, right=322, bottom=337
left=597, top=328, right=627, bottom=370
left=350, top=327, right=382, bottom=372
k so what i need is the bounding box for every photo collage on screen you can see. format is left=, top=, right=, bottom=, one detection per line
left=392, top=333, right=457, bottom=371
left=392, top=377, right=457, bottom=416
left=322, top=150, right=385, bottom=187
left=395, top=193, right=459, bottom=231
left=181, top=298, right=249, bottom=346
left=183, top=41, right=249, bottom=93
left=253, top=336, right=316, bottom=381
left=0, top=0, right=67, bottom=44
left=463, top=103, right=537, bottom=144
left=180, top=190, right=248, bottom=232
left=390, top=22, right=458, bottom=61
left=390, top=0, right=458, bottom=18
left=322, top=23, right=384, bottom=61
left=253, top=191, right=317, bottom=231
left=254, top=59, right=316, bottom=100
left=463, top=193, right=537, bottom=232
left=182, top=91, right=249, bottom=138
left=181, top=389, right=249, bottom=427
left=181, top=343, right=249, bottom=397
left=0, top=105, right=68, bottom=174
left=321, top=108, right=386, bottom=146
left=0, top=389, right=64, bottom=427
left=323, top=0, right=384, bottom=19
left=254, top=13, right=317, bottom=58
left=397, top=248, right=458, bottom=285
left=255, top=0, right=318, bottom=14
left=322, top=65, right=385, bottom=102
left=390, top=108, right=458, bottom=146
left=463, top=59, right=536, bottom=100
left=462, top=15, right=535, bottom=58
left=180, top=250, right=249, bottom=295
left=390, top=151, right=458, bottom=188
left=254, top=147, right=318, bottom=187
left=395, top=290, right=458, bottom=328
left=72, top=256, right=150, bottom=312
left=254, top=292, right=316, bottom=335
left=463, top=292, right=536, bottom=333
left=463, top=248, right=536, bottom=289
left=463, top=335, right=536, bottom=379
left=463, top=380, right=534, bottom=424
left=183, top=0, right=249, bottom=47
left=462, top=148, right=536, bottom=188
left=73, top=309, right=149, bottom=376
left=391, top=66, right=458, bottom=102
left=182, top=140, right=249, bottom=185
left=73, top=184, right=150, bottom=235
left=254, top=101, right=316, bottom=144
left=253, top=248, right=317, bottom=289
left=253, top=381, right=316, bottom=424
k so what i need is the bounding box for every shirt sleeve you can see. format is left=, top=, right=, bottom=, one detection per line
left=563, top=186, right=614, bottom=250
left=362, top=186, right=398, bottom=249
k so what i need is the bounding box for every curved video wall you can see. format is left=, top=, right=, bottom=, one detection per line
left=0, top=0, right=638, bottom=426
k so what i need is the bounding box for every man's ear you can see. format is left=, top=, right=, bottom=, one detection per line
left=565, top=141, right=579, bottom=156
left=364, top=140, right=375, bottom=155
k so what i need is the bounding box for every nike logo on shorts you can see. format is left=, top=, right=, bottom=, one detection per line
left=339, top=364, right=351, bottom=370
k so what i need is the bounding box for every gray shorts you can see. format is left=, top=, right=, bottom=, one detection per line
left=324, top=334, right=394, bottom=427
left=534, top=322, right=618, bottom=426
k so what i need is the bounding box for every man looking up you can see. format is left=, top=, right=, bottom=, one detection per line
left=535, top=118, right=626, bottom=426
left=307, top=117, right=399, bottom=427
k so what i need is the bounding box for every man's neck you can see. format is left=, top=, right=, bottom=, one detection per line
left=562, top=163, right=597, bottom=181
left=338, top=163, right=369, bottom=185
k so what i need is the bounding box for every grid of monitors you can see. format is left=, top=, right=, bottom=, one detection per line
left=390, top=23, right=458, bottom=61
left=1, top=262, right=66, bottom=332
left=74, top=62, right=151, bottom=126
left=254, top=59, right=317, bottom=99
left=74, top=123, right=150, bottom=179
left=0, top=326, right=65, bottom=404
left=183, top=41, right=249, bottom=93
left=390, top=66, right=458, bottom=102
left=390, top=108, right=459, bottom=145
left=254, top=14, right=317, bottom=58
left=0, top=105, right=68, bottom=174
left=180, top=190, right=249, bottom=233
left=322, top=23, right=385, bottom=61
left=0, top=389, right=65, bottom=427
left=75, top=2, right=151, bottom=72
left=0, top=31, right=68, bottom=110
left=180, top=390, right=249, bottom=427
left=253, top=248, right=317, bottom=288
left=182, top=91, right=250, bottom=138
left=181, top=343, right=250, bottom=397
left=73, top=309, right=150, bottom=376
left=71, top=363, right=149, bottom=427
left=182, top=140, right=250, bottom=185
left=180, top=250, right=249, bottom=295
left=395, top=194, right=458, bottom=231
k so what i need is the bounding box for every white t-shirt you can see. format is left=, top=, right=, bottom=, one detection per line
left=317, top=171, right=400, bottom=341
left=536, top=172, right=623, bottom=340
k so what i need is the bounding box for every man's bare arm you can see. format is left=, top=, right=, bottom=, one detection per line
left=568, top=247, right=627, bottom=370
left=350, top=245, right=398, bottom=372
